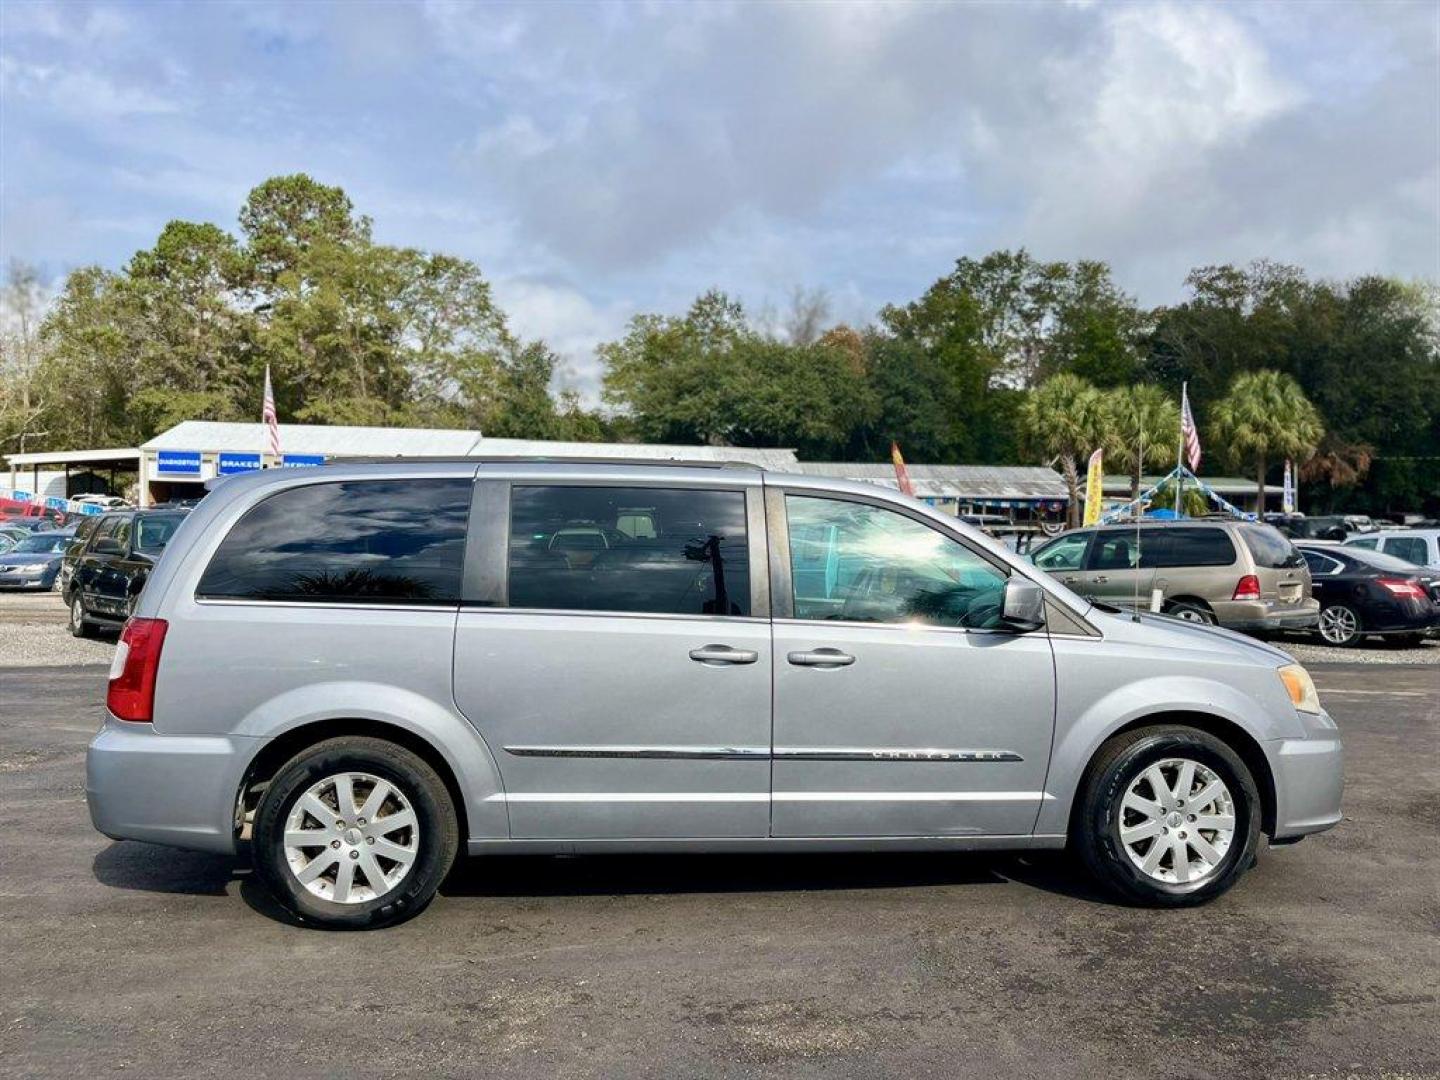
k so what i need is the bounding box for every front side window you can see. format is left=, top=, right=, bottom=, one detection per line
left=197, top=480, right=472, bottom=604
left=508, top=486, right=750, bottom=616
left=786, top=495, right=1006, bottom=629
left=1032, top=531, right=1090, bottom=571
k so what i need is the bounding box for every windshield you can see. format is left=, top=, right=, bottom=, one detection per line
left=1239, top=524, right=1305, bottom=568
left=11, top=533, right=72, bottom=555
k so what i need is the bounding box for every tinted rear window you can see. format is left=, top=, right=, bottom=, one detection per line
left=508, top=486, right=750, bottom=616
left=1238, top=524, right=1303, bottom=569
left=1148, top=527, right=1237, bottom=568
left=198, top=480, right=472, bottom=604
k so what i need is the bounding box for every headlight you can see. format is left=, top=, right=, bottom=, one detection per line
left=1278, top=664, right=1322, bottom=714
left=14, top=563, right=48, bottom=573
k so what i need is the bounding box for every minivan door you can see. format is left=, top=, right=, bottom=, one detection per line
left=1076, top=527, right=1156, bottom=610
left=769, top=491, right=1056, bottom=838
left=453, top=480, right=773, bottom=840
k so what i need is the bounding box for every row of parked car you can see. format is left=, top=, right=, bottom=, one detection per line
left=0, top=506, right=191, bottom=635
left=1026, top=519, right=1440, bottom=647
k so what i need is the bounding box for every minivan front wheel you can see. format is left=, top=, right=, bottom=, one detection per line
left=1074, top=726, right=1261, bottom=906
left=252, top=737, right=459, bottom=929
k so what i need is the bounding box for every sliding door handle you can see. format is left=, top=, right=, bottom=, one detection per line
left=787, top=648, right=855, bottom=668
left=689, top=645, right=759, bottom=665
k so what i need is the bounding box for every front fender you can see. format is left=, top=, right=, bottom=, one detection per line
left=1035, top=673, right=1294, bottom=836
left=233, top=680, right=508, bottom=840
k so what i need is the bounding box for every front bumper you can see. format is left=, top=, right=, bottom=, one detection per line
left=1216, top=598, right=1320, bottom=631
left=1269, top=713, right=1344, bottom=840
left=0, top=569, right=56, bottom=589
left=87, top=716, right=260, bottom=854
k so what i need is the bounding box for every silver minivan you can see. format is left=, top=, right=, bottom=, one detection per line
left=87, top=461, right=1343, bottom=928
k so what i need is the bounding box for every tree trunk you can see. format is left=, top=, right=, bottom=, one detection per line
left=1256, top=454, right=1266, bottom=516
left=1063, top=453, right=1081, bottom=529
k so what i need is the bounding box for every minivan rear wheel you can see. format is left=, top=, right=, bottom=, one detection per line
left=1074, top=725, right=1261, bottom=906
left=1165, top=600, right=1216, bottom=625
left=252, top=737, right=459, bottom=929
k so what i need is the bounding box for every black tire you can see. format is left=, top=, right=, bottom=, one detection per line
left=252, top=736, right=459, bottom=930
left=1073, top=725, right=1262, bottom=907
left=1317, top=602, right=1363, bottom=648
left=1164, top=600, right=1217, bottom=625
left=68, top=593, right=97, bottom=639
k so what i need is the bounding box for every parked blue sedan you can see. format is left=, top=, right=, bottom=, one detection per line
left=0, top=529, right=77, bottom=591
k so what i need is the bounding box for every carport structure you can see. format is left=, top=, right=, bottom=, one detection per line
left=3, top=447, right=143, bottom=504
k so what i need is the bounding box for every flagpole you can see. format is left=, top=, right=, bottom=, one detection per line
left=1175, top=382, right=1187, bottom=519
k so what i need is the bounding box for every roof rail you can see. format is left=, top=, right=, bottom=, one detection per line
left=328, top=454, right=768, bottom=470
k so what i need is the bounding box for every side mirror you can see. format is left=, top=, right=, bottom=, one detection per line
left=1000, top=576, right=1046, bottom=633
left=93, top=537, right=124, bottom=556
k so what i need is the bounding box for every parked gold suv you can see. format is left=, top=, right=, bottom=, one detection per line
left=1029, top=520, right=1319, bottom=631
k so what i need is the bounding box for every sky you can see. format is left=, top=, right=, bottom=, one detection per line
left=2, top=0, right=1437, bottom=399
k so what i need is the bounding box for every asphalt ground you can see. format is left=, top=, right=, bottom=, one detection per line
left=1, top=660, right=1437, bottom=1080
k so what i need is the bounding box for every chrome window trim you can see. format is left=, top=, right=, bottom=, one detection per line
left=193, top=598, right=461, bottom=614
left=460, top=606, right=769, bottom=625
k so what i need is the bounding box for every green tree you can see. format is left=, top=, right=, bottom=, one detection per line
left=1106, top=385, right=1180, bottom=499
left=600, top=291, right=872, bottom=456
left=1, top=259, right=51, bottom=453
left=1210, top=370, right=1324, bottom=509
left=1019, top=374, right=1110, bottom=528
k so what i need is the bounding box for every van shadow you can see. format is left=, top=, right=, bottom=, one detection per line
left=91, top=843, right=1112, bottom=922
left=91, top=842, right=302, bottom=926
left=440, top=850, right=1111, bottom=905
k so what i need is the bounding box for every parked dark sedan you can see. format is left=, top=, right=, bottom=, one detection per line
left=0, top=528, right=77, bottom=590
left=1296, top=543, right=1440, bottom=647
left=66, top=509, right=189, bottom=637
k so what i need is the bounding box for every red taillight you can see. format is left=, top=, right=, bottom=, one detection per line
left=107, top=617, right=168, bottom=723
left=1376, top=577, right=1427, bottom=600
left=1232, top=574, right=1261, bottom=601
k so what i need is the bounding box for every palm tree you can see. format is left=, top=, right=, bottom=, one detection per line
left=1210, top=370, right=1324, bottom=511
left=1020, top=373, right=1110, bottom=528
left=1106, top=385, right=1180, bottom=501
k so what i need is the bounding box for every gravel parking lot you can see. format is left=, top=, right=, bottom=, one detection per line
left=1, top=628, right=1437, bottom=1077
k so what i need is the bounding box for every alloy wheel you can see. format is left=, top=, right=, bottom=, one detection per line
left=1118, top=758, right=1236, bottom=886
left=283, top=772, right=419, bottom=905
left=1318, top=605, right=1359, bottom=645
left=71, top=596, right=84, bottom=628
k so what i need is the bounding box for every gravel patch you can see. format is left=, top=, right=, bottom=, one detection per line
left=1268, top=634, right=1440, bottom=666
left=0, top=594, right=116, bottom=668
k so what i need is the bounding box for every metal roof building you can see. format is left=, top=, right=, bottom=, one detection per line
left=786, top=462, right=1068, bottom=505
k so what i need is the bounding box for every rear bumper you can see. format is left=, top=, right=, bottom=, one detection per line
left=86, top=716, right=259, bottom=854
left=1215, top=598, right=1319, bottom=631
left=1269, top=722, right=1344, bottom=840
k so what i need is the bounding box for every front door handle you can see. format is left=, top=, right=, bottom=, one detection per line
left=689, top=645, right=759, bottom=665
left=1092, top=575, right=1109, bottom=584
left=787, top=648, right=856, bottom=668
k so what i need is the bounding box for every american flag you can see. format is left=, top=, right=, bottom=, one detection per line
left=1180, top=382, right=1201, bottom=472
left=262, top=365, right=282, bottom=460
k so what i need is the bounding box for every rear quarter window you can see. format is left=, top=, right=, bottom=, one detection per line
left=197, top=479, right=472, bottom=604
left=1239, top=524, right=1302, bottom=569
left=1153, top=528, right=1236, bottom=568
